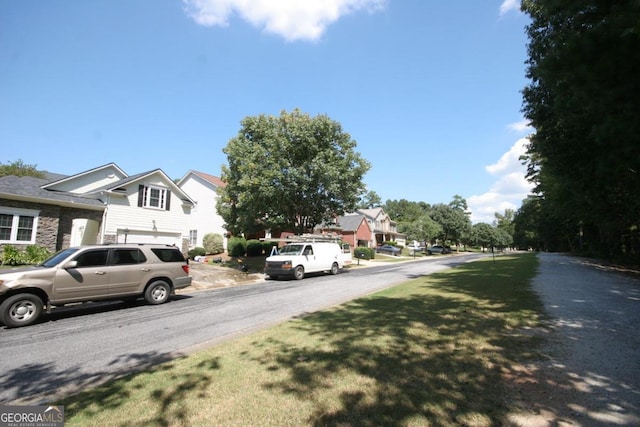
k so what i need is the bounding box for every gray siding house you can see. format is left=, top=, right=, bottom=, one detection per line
left=0, top=163, right=195, bottom=254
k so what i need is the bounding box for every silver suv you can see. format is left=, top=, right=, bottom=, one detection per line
left=0, top=244, right=191, bottom=327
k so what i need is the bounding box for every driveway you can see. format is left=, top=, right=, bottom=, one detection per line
left=507, top=253, right=640, bottom=426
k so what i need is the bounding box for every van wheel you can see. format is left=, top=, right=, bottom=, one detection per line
left=330, top=262, right=339, bottom=275
left=293, top=266, right=305, bottom=280
left=144, top=280, right=171, bottom=305
left=0, top=293, right=43, bottom=328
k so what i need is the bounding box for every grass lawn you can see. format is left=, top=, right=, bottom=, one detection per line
left=61, top=253, right=544, bottom=426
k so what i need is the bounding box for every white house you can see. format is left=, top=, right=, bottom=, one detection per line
left=42, top=163, right=196, bottom=250
left=177, top=170, right=227, bottom=249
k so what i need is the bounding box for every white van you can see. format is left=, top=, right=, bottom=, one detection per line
left=265, top=242, right=351, bottom=280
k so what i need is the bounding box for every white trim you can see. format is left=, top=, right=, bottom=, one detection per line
left=0, top=206, right=40, bottom=244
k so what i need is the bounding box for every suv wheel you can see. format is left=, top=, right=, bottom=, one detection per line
left=1, top=293, right=44, bottom=328
left=144, top=280, right=171, bottom=305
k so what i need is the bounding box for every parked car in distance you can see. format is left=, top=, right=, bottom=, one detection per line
left=427, top=245, right=451, bottom=255
left=406, top=244, right=425, bottom=253
left=376, top=244, right=401, bottom=256
left=0, top=244, right=191, bottom=328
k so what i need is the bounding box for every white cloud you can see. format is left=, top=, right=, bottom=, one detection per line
left=183, top=0, right=387, bottom=42
left=507, top=119, right=532, bottom=133
left=499, top=0, right=520, bottom=17
left=468, top=137, right=534, bottom=224
left=485, top=137, right=528, bottom=175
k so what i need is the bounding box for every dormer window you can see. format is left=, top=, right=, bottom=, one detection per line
left=138, top=185, right=171, bottom=211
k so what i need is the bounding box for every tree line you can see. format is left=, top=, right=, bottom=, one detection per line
left=382, top=197, right=514, bottom=251
left=516, top=0, right=640, bottom=263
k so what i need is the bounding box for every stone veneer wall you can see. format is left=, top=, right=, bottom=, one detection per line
left=181, top=238, right=189, bottom=255
left=0, top=198, right=103, bottom=252
left=56, top=206, right=103, bottom=250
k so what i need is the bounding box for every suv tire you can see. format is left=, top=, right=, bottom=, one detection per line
left=1, top=293, right=44, bottom=328
left=144, top=280, right=171, bottom=305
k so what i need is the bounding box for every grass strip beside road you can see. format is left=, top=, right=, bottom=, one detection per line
left=62, top=253, right=543, bottom=426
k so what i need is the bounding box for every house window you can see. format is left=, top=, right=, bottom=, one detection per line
left=189, top=230, right=197, bottom=246
left=0, top=208, right=39, bottom=244
left=138, top=185, right=171, bottom=211
left=146, top=186, right=166, bottom=209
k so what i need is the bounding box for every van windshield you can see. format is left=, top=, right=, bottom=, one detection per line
left=279, top=244, right=303, bottom=255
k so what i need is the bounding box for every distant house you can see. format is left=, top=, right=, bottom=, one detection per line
left=357, top=208, right=406, bottom=247
left=177, top=170, right=227, bottom=249
left=316, top=214, right=372, bottom=248
left=0, top=163, right=195, bottom=253
left=315, top=207, right=406, bottom=248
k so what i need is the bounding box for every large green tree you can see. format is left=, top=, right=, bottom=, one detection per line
left=218, top=109, right=370, bottom=235
left=429, top=202, right=471, bottom=246
left=0, top=159, right=44, bottom=178
left=493, top=209, right=515, bottom=238
left=357, top=190, right=382, bottom=209
left=384, top=199, right=430, bottom=224
left=521, top=0, right=640, bottom=259
left=401, top=214, right=442, bottom=245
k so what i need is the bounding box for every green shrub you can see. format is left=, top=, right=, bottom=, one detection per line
left=25, top=245, right=51, bottom=264
left=354, top=247, right=375, bottom=260
left=246, top=240, right=264, bottom=257
left=263, top=241, right=278, bottom=255
left=203, top=233, right=224, bottom=255
left=228, top=237, right=247, bottom=257
left=188, top=247, right=206, bottom=259
left=2, top=245, right=22, bottom=265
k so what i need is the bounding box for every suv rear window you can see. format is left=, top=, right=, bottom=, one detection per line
left=151, top=248, right=185, bottom=263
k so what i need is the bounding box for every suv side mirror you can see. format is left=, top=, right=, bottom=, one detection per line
left=63, top=260, right=78, bottom=269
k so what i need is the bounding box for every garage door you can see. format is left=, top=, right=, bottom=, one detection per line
left=117, top=230, right=181, bottom=246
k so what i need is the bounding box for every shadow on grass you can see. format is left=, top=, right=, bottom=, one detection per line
left=1, top=351, right=179, bottom=406
left=59, top=355, right=221, bottom=426
left=250, top=254, right=543, bottom=425
left=57, top=254, right=544, bottom=426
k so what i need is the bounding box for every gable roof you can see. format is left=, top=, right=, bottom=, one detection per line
left=0, top=175, right=105, bottom=210
left=178, top=170, right=226, bottom=188
left=335, top=214, right=370, bottom=232
left=357, top=207, right=384, bottom=220
left=357, top=207, right=396, bottom=224
left=88, top=169, right=196, bottom=206
left=42, top=163, right=127, bottom=190
left=42, top=171, right=68, bottom=182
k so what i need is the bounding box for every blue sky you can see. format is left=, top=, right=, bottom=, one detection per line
left=1, top=0, right=533, bottom=223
